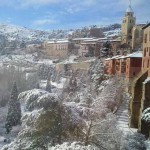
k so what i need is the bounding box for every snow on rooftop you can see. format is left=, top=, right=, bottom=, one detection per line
left=109, top=39, right=121, bottom=42
left=47, top=40, right=69, bottom=44
left=115, top=55, right=126, bottom=59
left=73, top=38, right=93, bottom=41
left=125, top=51, right=142, bottom=58
left=105, top=55, right=122, bottom=61
left=105, top=52, right=142, bottom=61
left=83, top=39, right=99, bottom=42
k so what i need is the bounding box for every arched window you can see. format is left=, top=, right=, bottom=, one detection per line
left=144, top=48, right=146, bottom=57
left=143, top=60, right=145, bottom=68
left=147, top=59, right=149, bottom=68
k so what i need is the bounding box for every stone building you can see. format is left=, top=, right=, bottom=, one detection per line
left=121, top=2, right=144, bottom=51
left=109, top=38, right=121, bottom=55
left=129, top=23, right=150, bottom=138
left=79, top=39, right=102, bottom=57
left=131, top=24, right=145, bottom=50
left=142, top=23, right=150, bottom=75
left=104, top=51, right=142, bottom=79
left=104, top=55, right=121, bottom=75
left=43, top=39, right=69, bottom=58
left=125, top=52, right=142, bottom=79
left=121, top=4, right=136, bottom=46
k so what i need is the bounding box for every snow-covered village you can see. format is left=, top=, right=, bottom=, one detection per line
left=0, top=0, right=150, bottom=150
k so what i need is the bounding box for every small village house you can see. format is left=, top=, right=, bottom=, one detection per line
left=125, top=52, right=142, bottom=79
left=79, top=39, right=103, bottom=57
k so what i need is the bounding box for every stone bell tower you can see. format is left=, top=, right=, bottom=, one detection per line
left=121, top=0, right=136, bottom=45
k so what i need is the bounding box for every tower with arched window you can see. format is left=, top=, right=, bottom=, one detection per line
left=121, top=2, right=136, bottom=45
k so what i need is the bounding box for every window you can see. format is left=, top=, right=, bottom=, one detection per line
left=149, top=48, right=150, bottom=56
left=143, top=60, right=145, bottom=68
left=144, top=48, right=146, bottom=57
left=147, top=59, right=149, bottom=68
left=144, top=34, right=147, bottom=43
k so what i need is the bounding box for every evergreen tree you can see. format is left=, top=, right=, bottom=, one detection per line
left=45, top=74, right=51, bottom=93
left=68, top=76, right=77, bottom=92
left=101, top=41, right=113, bottom=58
left=5, top=82, right=21, bottom=134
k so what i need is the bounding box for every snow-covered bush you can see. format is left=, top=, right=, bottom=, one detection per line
left=142, top=107, right=150, bottom=124
left=50, top=142, right=99, bottom=150
left=124, top=133, right=147, bottom=150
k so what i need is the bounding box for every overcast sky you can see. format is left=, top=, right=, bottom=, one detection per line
left=0, top=0, right=149, bottom=30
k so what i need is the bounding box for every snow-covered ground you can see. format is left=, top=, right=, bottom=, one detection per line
left=0, top=54, right=55, bottom=74
left=40, top=77, right=67, bottom=90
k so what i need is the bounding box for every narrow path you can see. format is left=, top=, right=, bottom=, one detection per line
left=116, top=93, right=137, bottom=135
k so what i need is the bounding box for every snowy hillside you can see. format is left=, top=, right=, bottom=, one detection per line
left=0, top=23, right=50, bottom=43
left=0, top=23, right=121, bottom=43
left=103, top=28, right=121, bottom=38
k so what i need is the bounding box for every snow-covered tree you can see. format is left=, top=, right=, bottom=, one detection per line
left=93, top=77, right=124, bottom=116
left=5, top=82, right=21, bottom=133
left=38, top=64, right=54, bottom=80
left=68, top=76, right=78, bottom=92
left=89, top=59, right=107, bottom=93
left=141, top=107, right=150, bottom=124
left=2, top=89, right=88, bottom=149
left=83, top=113, right=123, bottom=150
left=2, top=60, right=126, bottom=150
left=45, top=74, right=51, bottom=93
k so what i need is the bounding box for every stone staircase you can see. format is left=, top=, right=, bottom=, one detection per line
left=116, top=93, right=137, bottom=136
